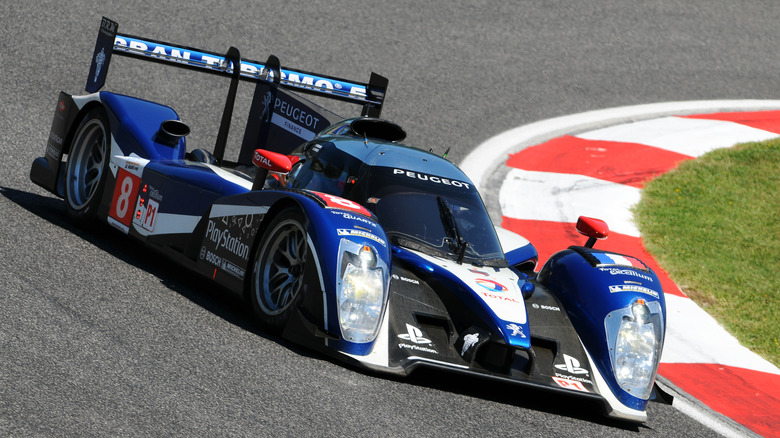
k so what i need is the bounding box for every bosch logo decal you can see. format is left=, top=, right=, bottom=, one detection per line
left=206, top=220, right=250, bottom=260
left=201, top=246, right=245, bottom=279
left=391, top=274, right=419, bottom=285
left=531, top=303, right=560, bottom=312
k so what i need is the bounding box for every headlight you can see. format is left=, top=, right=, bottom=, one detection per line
left=337, top=241, right=387, bottom=343
left=606, top=299, right=664, bottom=399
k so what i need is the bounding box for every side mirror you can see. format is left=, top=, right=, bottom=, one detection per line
left=576, top=216, right=609, bottom=248
left=251, top=149, right=293, bottom=190
left=252, top=149, right=293, bottom=173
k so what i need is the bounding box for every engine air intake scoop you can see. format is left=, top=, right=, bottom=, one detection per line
left=350, top=118, right=406, bottom=142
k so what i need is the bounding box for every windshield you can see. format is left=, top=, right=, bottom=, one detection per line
left=363, top=167, right=506, bottom=266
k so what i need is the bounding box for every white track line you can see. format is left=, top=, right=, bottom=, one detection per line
left=499, top=169, right=641, bottom=236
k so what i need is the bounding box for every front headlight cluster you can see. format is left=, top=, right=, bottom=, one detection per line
left=606, top=299, right=664, bottom=399
left=336, top=240, right=387, bottom=343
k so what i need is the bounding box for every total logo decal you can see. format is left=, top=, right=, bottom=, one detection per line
left=397, top=324, right=437, bottom=354
left=475, top=278, right=507, bottom=292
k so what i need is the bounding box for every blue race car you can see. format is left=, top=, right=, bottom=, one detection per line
left=30, top=18, right=669, bottom=423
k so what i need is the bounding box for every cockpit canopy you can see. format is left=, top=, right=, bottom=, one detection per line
left=287, top=127, right=506, bottom=266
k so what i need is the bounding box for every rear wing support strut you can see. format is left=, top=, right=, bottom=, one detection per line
left=213, top=47, right=241, bottom=163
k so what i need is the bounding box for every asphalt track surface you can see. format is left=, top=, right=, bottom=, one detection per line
left=2, top=1, right=777, bottom=436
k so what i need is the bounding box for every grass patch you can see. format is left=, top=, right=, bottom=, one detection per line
left=634, top=138, right=780, bottom=367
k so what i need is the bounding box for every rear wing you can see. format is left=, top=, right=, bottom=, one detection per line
left=86, top=17, right=388, bottom=162
left=87, top=17, right=388, bottom=115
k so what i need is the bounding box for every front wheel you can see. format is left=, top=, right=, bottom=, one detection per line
left=64, top=107, right=110, bottom=223
left=249, top=208, right=309, bottom=332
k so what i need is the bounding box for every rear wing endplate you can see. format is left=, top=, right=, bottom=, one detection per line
left=86, top=17, right=388, bottom=118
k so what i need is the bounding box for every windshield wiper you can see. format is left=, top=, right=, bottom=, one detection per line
left=437, top=196, right=469, bottom=264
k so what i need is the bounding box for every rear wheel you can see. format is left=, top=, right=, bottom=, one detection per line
left=249, top=208, right=309, bottom=331
left=64, top=108, right=110, bottom=223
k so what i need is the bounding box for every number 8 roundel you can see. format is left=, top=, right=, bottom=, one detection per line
left=310, top=191, right=371, bottom=217
left=109, top=168, right=141, bottom=227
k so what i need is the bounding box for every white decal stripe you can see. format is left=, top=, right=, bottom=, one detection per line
left=577, top=116, right=778, bottom=157
left=271, top=113, right=316, bottom=141
left=494, top=226, right=531, bottom=253
left=203, top=164, right=253, bottom=190
left=413, top=250, right=527, bottom=325
left=606, top=253, right=631, bottom=266
left=133, top=213, right=201, bottom=236
left=499, top=168, right=641, bottom=237
left=581, top=345, right=647, bottom=422
left=307, top=234, right=328, bottom=340
left=209, top=204, right=269, bottom=218
left=405, top=356, right=469, bottom=369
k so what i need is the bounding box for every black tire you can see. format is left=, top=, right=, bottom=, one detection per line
left=249, top=208, right=309, bottom=331
left=64, top=107, right=110, bottom=223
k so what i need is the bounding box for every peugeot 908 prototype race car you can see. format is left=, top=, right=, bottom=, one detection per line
left=30, top=18, right=670, bottom=423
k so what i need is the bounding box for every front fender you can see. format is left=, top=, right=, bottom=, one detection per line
left=296, top=194, right=392, bottom=355
left=538, top=247, right=666, bottom=415
left=221, top=190, right=392, bottom=355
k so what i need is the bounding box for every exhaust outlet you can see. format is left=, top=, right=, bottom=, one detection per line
left=154, top=119, right=190, bottom=147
